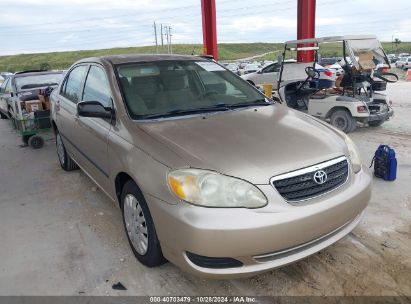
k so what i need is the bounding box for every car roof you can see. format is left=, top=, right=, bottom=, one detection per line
left=77, top=54, right=209, bottom=65
left=285, top=35, right=377, bottom=44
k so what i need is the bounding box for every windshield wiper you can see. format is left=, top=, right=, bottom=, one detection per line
left=140, top=105, right=231, bottom=119
left=222, top=100, right=273, bottom=108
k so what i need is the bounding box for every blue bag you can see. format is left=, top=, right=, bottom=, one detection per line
left=371, top=145, right=397, bottom=181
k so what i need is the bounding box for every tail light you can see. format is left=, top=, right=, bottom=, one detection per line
left=324, top=70, right=333, bottom=77
left=357, top=106, right=368, bottom=113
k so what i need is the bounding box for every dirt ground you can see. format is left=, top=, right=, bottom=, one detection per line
left=0, top=82, right=410, bottom=296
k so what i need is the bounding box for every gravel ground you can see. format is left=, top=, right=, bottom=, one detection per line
left=0, top=82, right=410, bottom=296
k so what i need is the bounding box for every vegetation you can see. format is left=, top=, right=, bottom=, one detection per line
left=0, top=42, right=410, bottom=72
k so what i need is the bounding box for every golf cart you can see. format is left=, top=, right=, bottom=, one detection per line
left=277, top=35, right=397, bottom=133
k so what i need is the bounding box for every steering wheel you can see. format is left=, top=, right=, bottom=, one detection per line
left=305, top=66, right=320, bottom=79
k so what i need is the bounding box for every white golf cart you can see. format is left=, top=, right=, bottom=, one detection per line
left=277, top=35, right=397, bottom=133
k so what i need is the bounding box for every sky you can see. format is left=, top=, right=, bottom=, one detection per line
left=0, top=0, right=410, bottom=55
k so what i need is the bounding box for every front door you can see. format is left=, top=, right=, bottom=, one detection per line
left=74, top=64, right=113, bottom=191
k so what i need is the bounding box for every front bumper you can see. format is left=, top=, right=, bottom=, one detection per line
left=147, top=166, right=372, bottom=278
left=368, top=107, right=394, bottom=122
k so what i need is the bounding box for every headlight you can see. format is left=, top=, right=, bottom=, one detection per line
left=343, top=134, right=362, bottom=173
left=167, top=169, right=267, bottom=208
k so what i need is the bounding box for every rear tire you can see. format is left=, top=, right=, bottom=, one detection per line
left=56, top=132, right=79, bottom=171
left=121, top=180, right=166, bottom=267
left=330, top=109, right=357, bottom=133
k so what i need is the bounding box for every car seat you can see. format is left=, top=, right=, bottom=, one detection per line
left=161, top=70, right=196, bottom=108
left=130, top=76, right=167, bottom=112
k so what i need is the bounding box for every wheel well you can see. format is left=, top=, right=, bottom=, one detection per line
left=115, top=172, right=133, bottom=205
left=325, top=106, right=352, bottom=119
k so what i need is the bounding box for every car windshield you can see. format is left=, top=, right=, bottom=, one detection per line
left=116, top=60, right=268, bottom=119
left=15, top=73, right=63, bottom=91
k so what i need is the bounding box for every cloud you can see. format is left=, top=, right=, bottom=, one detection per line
left=0, top=0, right=410, bottom=55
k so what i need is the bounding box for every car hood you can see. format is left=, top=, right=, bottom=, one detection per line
left=136, top=105, right=348, bottom=184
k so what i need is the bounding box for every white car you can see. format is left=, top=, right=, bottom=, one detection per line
left=395, top=57, right=408, bottom=69
left=242, top=64, right=260, bottom=75
left=241, top=60, right=296, bottom=88
left=328, top=63, right=345, bottom=76
left=401, top=57, right=411, bottom=70
left=241, top=60, right=337, bottom=90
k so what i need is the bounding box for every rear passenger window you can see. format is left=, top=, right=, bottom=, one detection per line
left=62, top=65, right=88, bottom=103
left=82, top=66, right=112, bottom=107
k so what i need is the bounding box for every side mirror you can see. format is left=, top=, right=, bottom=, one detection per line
left=257, top=69, right=263, bottom=74
left=77, top=101, right=113, bottom=119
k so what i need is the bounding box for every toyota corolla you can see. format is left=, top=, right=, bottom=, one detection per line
left=50, top=54, right=371, bottom=278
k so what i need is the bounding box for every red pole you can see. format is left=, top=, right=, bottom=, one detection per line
left=297, top=0, right=316, bottom=62
left=201, top=0, right=218, bottom=60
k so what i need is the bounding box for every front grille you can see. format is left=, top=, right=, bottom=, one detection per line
left=271, top=156, right=349, bottom=202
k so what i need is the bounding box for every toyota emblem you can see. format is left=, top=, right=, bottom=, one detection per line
left=313, top=170, right=328, bottom=185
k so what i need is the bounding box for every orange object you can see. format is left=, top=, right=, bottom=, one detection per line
left=407, top=70, right=411, bottom=81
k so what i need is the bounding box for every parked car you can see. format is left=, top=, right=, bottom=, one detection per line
left=395, top=57, right=408, bottom=69
left=241, top=60, right=336, bottom=90
left=320, top=57, right=339, bottom=67
left=387, top=54, right=398, bottom=63
left=241, top=60, right=283, bottom=87
left=225, top=63, right=238, bottom=73
left=0, top=70, right=63, bottom=120
left=51, top=54, right=371, bottom=278
left=401, top=57, right=411, bottom=70
left=328, top=63, right=345, bottom=76
left=242, top=63, right=259, bottom=75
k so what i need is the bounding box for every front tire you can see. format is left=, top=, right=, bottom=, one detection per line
left=330, top=109, right=357, bottom=133
left=121, top=180, right=165, bottom=267
left=56, top=132, right=78, bottom=171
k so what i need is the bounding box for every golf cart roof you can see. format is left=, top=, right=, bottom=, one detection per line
left=285, top=35, right=378, bottom=45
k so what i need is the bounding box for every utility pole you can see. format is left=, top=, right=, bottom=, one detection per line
left=168, top=26, right=173, bottom=54
left=153, top=21, right=158, bottom=53
left=165, top=25, right=170, bottom=54
left=160, top=23, right=164, bottom=47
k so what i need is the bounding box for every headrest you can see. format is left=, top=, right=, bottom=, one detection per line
left=161, top=70, right=187, bottom=90
left=131, top=76, right=161, bottom=98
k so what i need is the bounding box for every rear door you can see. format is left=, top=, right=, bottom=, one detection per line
left=74, top=64, right=113, bottom=190
left=55, top=64, right=89, bottom=165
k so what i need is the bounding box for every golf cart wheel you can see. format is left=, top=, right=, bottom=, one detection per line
left=330, top=109, right=356, bottom=133
left=121, top=180, right=166, bottom=267
left=56, top=132, right=78, bottom=171
left=28, top=135, right=44, bottom=149
left=368, top=120, right=384, bottom=127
